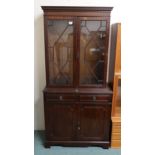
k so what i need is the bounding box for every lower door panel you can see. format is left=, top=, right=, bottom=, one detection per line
left=77, top=103, right=111, bottom=141
left=44, top=102, right=76, bottom=141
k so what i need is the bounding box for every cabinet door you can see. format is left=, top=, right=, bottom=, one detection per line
left=77, top=103, right=111, bottom=141
left=45, top=17, right=75, bottom=86
left=78, top=17, right=109, bottom=87
left=44, top=103, right=76, bottom=141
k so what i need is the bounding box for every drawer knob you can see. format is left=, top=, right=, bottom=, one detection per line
left=75, top=89, right=79, bottom=93
left=59, top=96, right=63, bottom=100
left=77, top=126, right=80, bottom=130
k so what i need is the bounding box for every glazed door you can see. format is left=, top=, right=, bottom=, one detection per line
left=77, top=103, right=111, bottom=141
left=78, top=17, right=109, bottom=87
left=45, top=17, right=75, bottom=87
left=45, top=103, right=76, bottom=141
left=45, top=16, right=109, bottom=88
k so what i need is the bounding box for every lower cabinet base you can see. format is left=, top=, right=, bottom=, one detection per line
left=44, top=141, right=110, bottom=149
left=43, top=89, right=113, bottom=149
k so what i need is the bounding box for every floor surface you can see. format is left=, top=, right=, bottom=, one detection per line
left=34, top=131, right=121, bottom=155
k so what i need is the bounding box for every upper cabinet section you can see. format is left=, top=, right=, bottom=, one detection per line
left=42, top=7, right=113, bottom=88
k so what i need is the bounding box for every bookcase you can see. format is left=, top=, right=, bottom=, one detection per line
left=41, top=6, right=113, bottom=148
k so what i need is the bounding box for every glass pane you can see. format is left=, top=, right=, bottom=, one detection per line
left=80, top=20, right=106, bottom=85
left=47, top=20, right=73, bottom=85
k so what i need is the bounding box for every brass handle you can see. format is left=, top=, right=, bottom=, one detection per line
left=59, top=96, right=63, bottom=100
left=75, top=89, right=79, bottom=93
left=77, top=126, right=80, bottom=130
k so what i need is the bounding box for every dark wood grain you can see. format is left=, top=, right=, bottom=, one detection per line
left=44, top=103, right=76, bottom=141
left=77, top=103, right=111, bottom=141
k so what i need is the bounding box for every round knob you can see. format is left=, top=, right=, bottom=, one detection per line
left=59, top=96, right=63, bottom=100
left=77, top=126, right=80, bottom=130
left=75, top=89, right=79, bottom=93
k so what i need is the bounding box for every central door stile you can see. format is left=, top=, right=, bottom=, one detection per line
left=75, top=17, right=81, bottom=88
left=73, top=17, right=77, bottom=88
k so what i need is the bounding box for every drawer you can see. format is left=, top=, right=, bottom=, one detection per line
left=79, top=95, right=112, bottom=102
left=45, top=94, right=76, bottom=102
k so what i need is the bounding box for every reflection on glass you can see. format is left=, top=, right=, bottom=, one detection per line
left=47, top=20, right=73, bottom=85
left=80, top=20, right=107, bottom=85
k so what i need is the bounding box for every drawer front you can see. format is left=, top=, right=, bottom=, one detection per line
left=45, top=93, right=76, bottom=102
left=79, top=95, right=112, bottom=102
